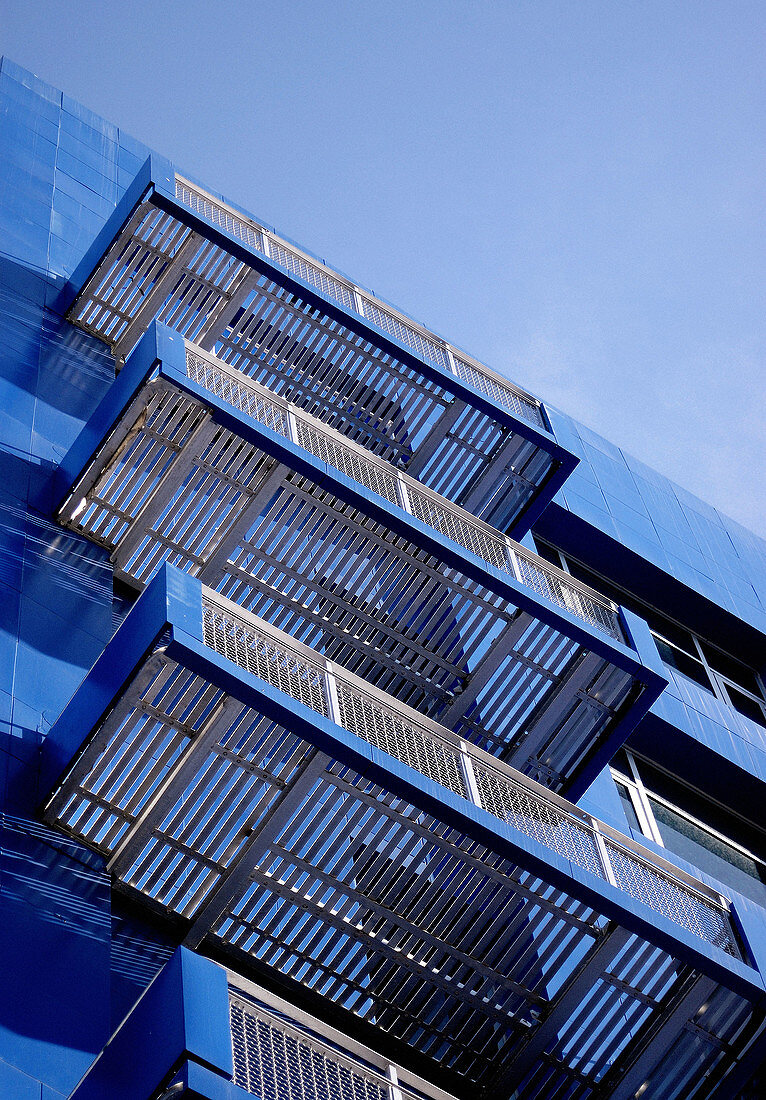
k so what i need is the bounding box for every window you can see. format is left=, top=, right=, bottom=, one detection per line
left=611, top=750, right=766, bottom=906
left=533, top=537, right=766, bottom=729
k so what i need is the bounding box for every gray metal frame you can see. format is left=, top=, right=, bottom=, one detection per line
left=57, top=357, right=639, bottom=789
left=43, top=591, right=754, bottom=1098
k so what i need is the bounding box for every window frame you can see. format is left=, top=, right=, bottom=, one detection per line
left=611, top=750, right=766, bottom=888
left=532, top=537, right=766, bottom=728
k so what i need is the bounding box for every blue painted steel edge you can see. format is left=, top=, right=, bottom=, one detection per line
left=565, top=608, right=670, bottom=802
left=56, top=153, right=175, bottom=316
left=173, top=1060, right=255, bottom=1100
left=39, top=562, right=202, bottom=798
left=166, top=614, right=764, bottom=1000
left=69, top=948, right=233, bottom=1100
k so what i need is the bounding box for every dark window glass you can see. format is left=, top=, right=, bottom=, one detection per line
left=649, top=797, right=766, bottom=907
left=701, top=643, right=763, bottom=696
left=533, top=539, right=561, bottom=568
left=615, top=781, right=642, bottom=833
left=726, top=686, right=766, bottom=728
left=611, top=748, right=633, bottom=776
left=654, top=636, right=713, bottom=692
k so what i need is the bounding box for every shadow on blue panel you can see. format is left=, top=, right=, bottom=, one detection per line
left=110, top=900, right=177, bottom=1032
left=0, top=448, right=112, bottom=648
left=0, top=255, right=113, bottom=416
left=0, top=814, right=111, bottom=1095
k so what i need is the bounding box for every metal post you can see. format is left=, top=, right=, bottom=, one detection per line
left=592, top=820, right=619, bottom=889
left=325, top=665, right=342, bottom=726
left=285, top=408, right=299, bottom=448
left=396, top=472, right=413, bottom=516
left=387, top=1065, right=404, bottom=1100
left=444, top=345, right=460, bottom=378
left=459, top=740, right=483, bottom=807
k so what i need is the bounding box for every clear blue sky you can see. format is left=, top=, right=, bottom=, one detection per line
left=3, top=0, right=765, bottom=536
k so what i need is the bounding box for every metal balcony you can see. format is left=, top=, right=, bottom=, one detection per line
left=59, top=155, right=577, bottom=536
left=70, top=945, right=464, bottom=1100
left=45, top=567, right=763, bottom=1100
left=54, top=325, right=663, bottom=795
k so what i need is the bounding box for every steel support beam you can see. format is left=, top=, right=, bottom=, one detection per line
left=405, top=399, right=466, bottom=477
left=505, top=650, right=607, bottom=773
left=459, top=434, right=533, bottom=516
left=44, top=652, right=169, bottom=820
left=196, top=460, right=290, bottom=583
left=112, top=231, right=203, bottom=362
left=111, top=413, right=220, bottom=571
left=604, top=973, right=718, bottom=1100
left=106, top=693, right=246, bottom=877
left=184, top=749, right=331, bottom=947
left=492, top=925, right=632, bottom=1095
left=195, top=268, right=262, bottom=351
left=434, top=612, right=535, bottom=729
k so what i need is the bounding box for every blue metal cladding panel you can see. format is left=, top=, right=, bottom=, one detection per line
left=0, top=814, right=111, bottom=1096
left=70, top=948, right=233, bottom=1100
left=0, top=57, right=163, bottom=1097
left=546, top=405, right=766, bottom=632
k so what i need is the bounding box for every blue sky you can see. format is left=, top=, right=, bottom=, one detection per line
left=3, top=0, right=765, bottom=535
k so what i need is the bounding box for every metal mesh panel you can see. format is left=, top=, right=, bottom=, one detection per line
left=203, top=603, right=329, bottom=717
left=334, top=683, right=467, bottom=799
left=362, top=300, right=449, bottom=368
left=230, top=997, right=389, bottom=1100
left=198, top=592, right=735, bottom=960
left=473, top=765, right=604, bottom=878
left=605, top=842, right=739, bottom=957
left=268, top=240, right=358, bottom=311
left=186, top=349, right=289, bottom=435
left=515, top=550, right=622, bottom=640
left=183, top=345, right=620, bottom=641
left=292, top=419, right=403, bottom=504
left=451, top=356, right=545, bottom=427
left=176, top=178, right=264, bottom=252
left=407, top=488, right=511, bottom=573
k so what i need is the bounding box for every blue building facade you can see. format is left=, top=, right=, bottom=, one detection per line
left=0, top=57, right=764, bottom=1098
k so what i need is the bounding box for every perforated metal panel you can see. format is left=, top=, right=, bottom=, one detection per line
left=44, top=587, right=751, bottom=1099
left=230, top=997, right=390, bottom=1100
left=67, top=183, right=560, bottom=531
left=57, top=368, right=637, bottom=789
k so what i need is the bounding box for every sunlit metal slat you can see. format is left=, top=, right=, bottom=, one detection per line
left=61, top=157, right=577, bottom=535
left=55, top=327, right=662, bottom=796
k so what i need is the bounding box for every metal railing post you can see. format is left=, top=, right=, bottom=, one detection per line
left=592, top=821, right=619, bottom=889
left=459, top=740, right=483, bottom=807
left=324, top=664, right=342, bottom=726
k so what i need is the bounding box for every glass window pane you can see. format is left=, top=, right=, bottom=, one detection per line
left=654, top=637, right=713, bottom=691
left=726, top=686, right=766, bottom=728
left=615, top=781, right=642, bottom=834
left=699, top=643, right=762, bottom=695
left=649, top=797, right=766, bottom=907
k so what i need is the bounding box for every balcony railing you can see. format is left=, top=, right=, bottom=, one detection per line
left=202, top=592, right=733, bottom=954
left=54, top=326, right=661, bottom=793
left=62, top=156, right=577, bottom=535
left=184, top=340, right=622, bottom=642
left=229, top=979, right=455, bottom=1100
left=43, top=567, right=760, bottom=1100
left=174, top=176, right=545, bottom=430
